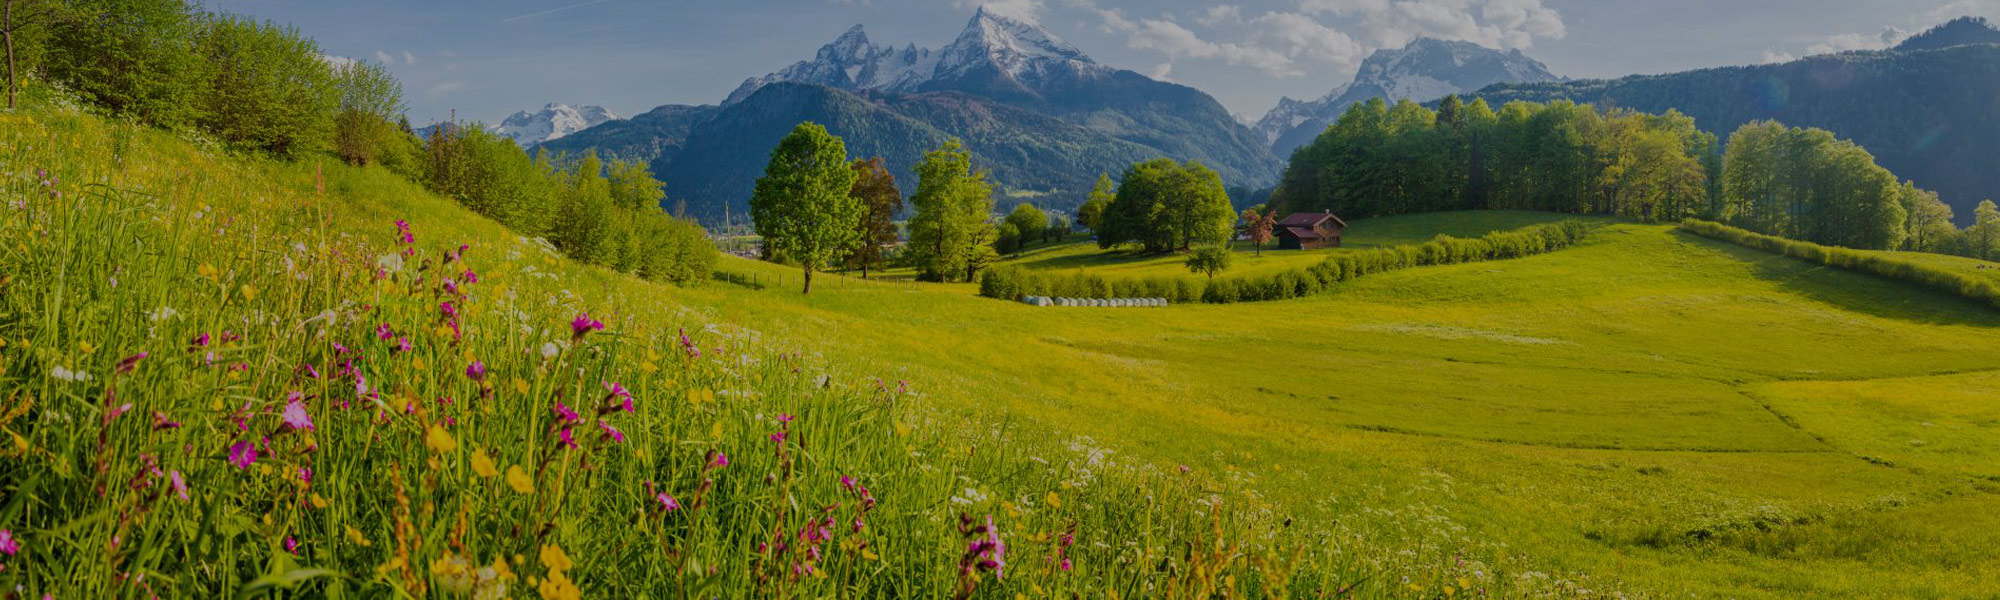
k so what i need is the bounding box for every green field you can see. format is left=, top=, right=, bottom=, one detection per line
left=10, top=94, right=2000, bottom=598
left=699, top=219, right=2000, bottom=597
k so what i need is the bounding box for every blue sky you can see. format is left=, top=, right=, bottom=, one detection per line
left=207, top=0, right=1998, bottom=126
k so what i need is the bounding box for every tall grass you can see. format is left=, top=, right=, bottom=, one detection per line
left=1680, top=219, right=2000, bottom=309
left=981, top=220, right=1596, bottom=304
left=0, top=89, right=1588, bottom=598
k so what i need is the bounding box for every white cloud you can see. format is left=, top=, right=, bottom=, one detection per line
left=1196, top=5, right=1242, bottom=27
left=374, top=50, right=396, bottom=64
left=1760, top=49, right=1798, bottom=64
left=1067, top=0, right=1563, bottom=80
left=1249, top=11, right=1364, bottom=65
left=1125, top=16, right=1300, bottom=77
left=958, top=0, right=1045, bottom=23
left=1773, top=1, right=1996, bottom=61
left=319, top=54, right=357, bottom=69
left=1804, top=26, right=1909, bottom=55
left=1148, top=62, right=1175, bottom=82
left=402, top=50, right=419, bottom=65
left=1298, top=0, right=1565, bottom=50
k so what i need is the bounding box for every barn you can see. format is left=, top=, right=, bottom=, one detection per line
left=1275, top=212, right=1347, bottom=250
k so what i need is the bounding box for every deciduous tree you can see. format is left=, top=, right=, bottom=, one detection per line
left=906, top=138, right=994, bottom=282
left=845, top=157, right=901, bottom=278
left=750, top=122, right=861, bottom=294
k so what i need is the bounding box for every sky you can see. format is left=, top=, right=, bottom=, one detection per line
left=206, top=0, right=1999, bottom=126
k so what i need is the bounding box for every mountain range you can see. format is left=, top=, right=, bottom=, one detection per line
left=538, top=7, right=1279, bottom=222
left=1467, top=16, right=2000, bottom=223
left=488, top=103, right=620, bottom=147
left=1252, top=38, right=1562, bottom=158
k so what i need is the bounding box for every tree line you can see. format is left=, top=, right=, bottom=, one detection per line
left=4, top=0, right=718, bottom=285
left=1273, top=95, right=2000, bottom=259
left=1272, top=96, right=1719, bottom=222
left=424, top=126, right=717, bottom=285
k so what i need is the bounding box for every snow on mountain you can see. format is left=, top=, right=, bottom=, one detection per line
left=489, top=103, right=621, bottom=147
left=1257, top=38, right=1560, bottom=155
left=725, top=6, right=1108, bottom=105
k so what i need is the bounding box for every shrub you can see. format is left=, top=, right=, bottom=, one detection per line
left=1680, top=219, right=2000, bottom=309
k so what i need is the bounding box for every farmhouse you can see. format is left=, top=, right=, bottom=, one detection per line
left=1275, top=212, right=1347, bottom=250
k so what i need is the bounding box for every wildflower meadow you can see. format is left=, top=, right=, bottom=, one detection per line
left=0, top=93, right=1545, bottom=598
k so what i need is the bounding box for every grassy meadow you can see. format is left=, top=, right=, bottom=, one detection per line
left=8, top=88, right=2000, bottom=599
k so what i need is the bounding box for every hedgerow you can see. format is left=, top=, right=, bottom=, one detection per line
left=1680, top=219, right=2000, bottom=308
left=981, top=220, right=1595, bottom=304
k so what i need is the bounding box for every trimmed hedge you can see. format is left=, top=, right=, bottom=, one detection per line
left=981, top=220, right=1595, bottom=304
left=1680, top=219, right=2000, bottom=309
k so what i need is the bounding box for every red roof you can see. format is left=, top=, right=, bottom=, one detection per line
left=1278, top=212, right=1347, bottom=228
left=1281, top=226, right=1322, bottom=240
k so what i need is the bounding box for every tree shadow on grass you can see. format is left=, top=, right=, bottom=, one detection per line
left=1673, top=231, right=2000, bottom=328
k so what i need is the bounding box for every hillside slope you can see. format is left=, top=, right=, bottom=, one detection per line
left=10, top=89, right=2000, bottom=598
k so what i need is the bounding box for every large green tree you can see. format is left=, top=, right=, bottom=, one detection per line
left=844, top=157, right=902, bottom=278
left=1100, top=159, right=1234, bottom=253
left=750, top=122, right=860, bottom=293
left=905, top=138, right=994, bottom=282
left=1720, top=121, right=1908, bottom=249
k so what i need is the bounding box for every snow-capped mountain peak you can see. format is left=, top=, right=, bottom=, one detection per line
left=1255, top=38, right=1559, bottom=154
left=723, top=6, right=1109, bottom=105
left=489, top=103, right=621, bottom=147
left=937, top=6, right=1099, bottom=79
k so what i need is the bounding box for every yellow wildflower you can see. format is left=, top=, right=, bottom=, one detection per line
left=539, top=543, right=573, bottom=572
left=78, top=341, right=95, bottom=355
left=471, top=448, right=499, bottom=478
left=240, top=284, right=259, bottom=300
left=506, top=465, right=534, bottom=494
left=1045, top=491, right=1061, bottom=509
left=536, top=570, right=580, bottom=600
left=513, top=378, right=530, bottom=395
left=426, top=425, right=458, bottom=453
left=346, top=526, right=371, bottom=546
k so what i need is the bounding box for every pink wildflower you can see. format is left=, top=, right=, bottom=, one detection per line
left=115, top=352, right=148, bottom=374
left=170, top=471, right=189, bottom=501
left=0, top=529, right=15, bottom=556
left=570, top=313, right=605, bottom=341
left=284, top=536, right=299, bottom=554
left=705, top=450, right=729, bottom=471
left=465, top=361, right=486, bottom=382
left=282, top=395, right=314, bottom=431
left=228, top=441, right=259, bottom=470
left=551, top=400, right=580, bottom=424
left=598, top=421, right=626, bottom=443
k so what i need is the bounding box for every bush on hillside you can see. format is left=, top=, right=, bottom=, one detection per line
left=1680, top=219, right=2000, bottom=308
